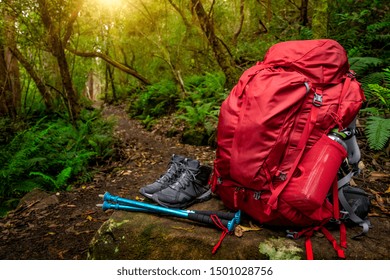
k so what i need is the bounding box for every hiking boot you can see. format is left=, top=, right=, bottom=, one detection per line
left=151, top=158, right=213, bottom=208
left=139, top=154, right=186, bottom=199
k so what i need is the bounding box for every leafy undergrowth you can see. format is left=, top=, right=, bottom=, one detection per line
left=0, top=109, right=116, bottom=216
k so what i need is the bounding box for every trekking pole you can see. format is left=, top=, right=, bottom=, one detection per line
left=100, top=191, right=241, bottom=225
left=97, top=192, right=239, bottom=232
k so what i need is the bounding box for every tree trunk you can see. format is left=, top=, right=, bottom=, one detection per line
left=232, top=0, right=245, bottom=46
left=37, top=0, right=82, bottom=121
left=0, top=4, right=21, bottom=119
left=300, top=0, right=309, bottom=26
left=88, top=72, right=94, bottom=101
left=55, top=41, right=81, bottom=121
left=0, top=43, right=13, bottom=117
left=9, top=47, right=54, bottom=111
left=190, top=0, right=239, bottom=88
left=107, top=65, right=117, bottom=102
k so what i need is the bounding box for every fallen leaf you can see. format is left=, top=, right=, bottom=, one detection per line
left=238, top=223, right=262, bottom=233
left=234, top=225, right=243, bottom=237
left=75, top=230, right=94, bottom=236
left=234, top=223, right=262, bottom=237
left=385, top=186, right=390, bottom=194
left=171, top=226, right=195, bottom=232
left=368, top=172, right=390, bottom=182
left=58, top=250, right=69, bottom=260
left=86, top=215, right=93, bottom=221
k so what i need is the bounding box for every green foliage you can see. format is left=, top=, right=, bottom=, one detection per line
left=365, top=116, right=390, bottom=150
left=176, top=72, right=228, bottom=146
left=360, top=68, right=390, bottom=151
left=129, top=80, right=178, bottom=120
left=0, top=109, right=115, bottom=216
left=29, top=167, right=72, bottom=190
left=259, top=237, right=303, bottom=260
left=365, top=83, right=390, bottom=110
left=349, top=57, right=386, bottom=76
left=330, top=1, right=389, bottom=58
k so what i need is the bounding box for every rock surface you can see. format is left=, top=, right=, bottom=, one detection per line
left=88, top=197, right=389, bottom=260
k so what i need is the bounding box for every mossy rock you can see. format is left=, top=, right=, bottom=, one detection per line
left=88, top=197, right=390, bottom=260
left=88, top=198, right=268, bottom=260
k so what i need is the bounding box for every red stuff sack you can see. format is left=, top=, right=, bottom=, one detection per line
left=211, top=39, right=365, bottom=258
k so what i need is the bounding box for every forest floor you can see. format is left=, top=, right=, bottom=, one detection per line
left=0, top=103, right=389, bottom=260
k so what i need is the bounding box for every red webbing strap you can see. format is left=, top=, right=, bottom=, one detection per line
left=320, top=227, right=346, bottom=259
left=300, top=179, right=347, bottom=260
left=305, top=237, right=314, bottom=260
left=265, top=99, right=320, bottom=215
left=210, top=214, right=230, bottom=254
left=340, top=223, right=347, bottom=249
left=299, top=223, right=324, bottom=260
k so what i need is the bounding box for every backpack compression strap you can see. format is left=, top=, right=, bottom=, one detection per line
left=338, top=187, right=371, bottom=238
left=265, top=87, right=320, bottom=214
left=289, top=178, right=347, bottom=260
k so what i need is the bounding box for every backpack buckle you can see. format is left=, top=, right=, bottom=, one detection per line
left=253, top=191, right=261, bottom=200
left=286, top=230, right=299, bottom=239
left=313, top=92, right=323, bottom=107
left=340, top=210, right=350, bottom=221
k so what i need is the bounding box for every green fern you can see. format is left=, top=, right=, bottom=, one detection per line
left=55, top=167, right=73, bottom=188
left=5, top=180, right=41, bottom=194
left=366, top=84, right=390, bottom=110
left=0, top=108, right=115, bottom=216
left=365, top=116, right=390, bottom=150
left=29, top=171, right=57, bottom=188
left=349, top=57, right=384, bottom=76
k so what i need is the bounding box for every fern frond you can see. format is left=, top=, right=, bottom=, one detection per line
left=29, top=171, right=56, bottom=186
left=55, top=167, right=72, bottom=189
left=360, top=107, right=381, bottom=116
left=349, top=57, right=384, bottom=75
left=384, top=68, right=390, bottom=87
left=360, top=72, right=386, bottom=93
left=12, top=181, right=41, bottom=193
left=365, top=116, right=390, bottom=150
left=366, top=84, right=390, bottom=109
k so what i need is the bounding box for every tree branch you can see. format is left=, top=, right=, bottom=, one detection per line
left=66, top=48, right=151, bottom=85
left=232, top=0, right=245, bottom=46
left=64, top=0, right=84, bottom=43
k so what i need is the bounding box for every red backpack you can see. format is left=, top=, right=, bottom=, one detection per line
left=211, top=39, right=366, bottom=259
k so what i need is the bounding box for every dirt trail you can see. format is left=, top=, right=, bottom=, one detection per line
left=0, top=104, right=215, bottom=260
